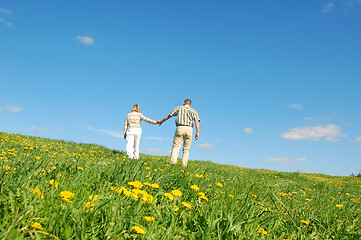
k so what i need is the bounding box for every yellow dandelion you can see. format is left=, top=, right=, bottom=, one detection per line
left=164, top=193, right=174, bottom=201
left=77, top=167, right=84, bottom=171
left=89, top=194, right=100, bottom=200
left=190, top=185, right=199, bottom=191
left=256, top=227, right=268, bottom=236
left=336, top=204, right=343, bottom=208
left=128, top=181, right=143, bottom=189
left=60, top=191, right=75, bottom=203
left=31, top=222, right=43, bottom=230
left=199, top=195, right=209, bottom=201
left=305, top=198, right=311, bottom=202
left=182, top=201, right=192, bottom=209
left=229, top=194, right=234, bottom=199
left=300, top=220, right=310, bottom=226
left=144, top=216, right=155, bottom=222
left=151, top=183, right=160, bottom=189
left=171, top=189, right=182, bottom=197
left=132, top=225, right=146, bottom=234
left=48, top=179, right=58, bottom=188
left=329, top=197, right=335, bottom=201
left=216, top=183, right=223, bottom=188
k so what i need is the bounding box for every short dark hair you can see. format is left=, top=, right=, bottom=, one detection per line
left=184, top=99, right=192, bottom=105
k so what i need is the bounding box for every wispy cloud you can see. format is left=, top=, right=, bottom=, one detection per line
left=76, top=35, right=94, bottom=46
left=281, top=124, right=347, bottom=142
left=323, top=2, right=334, bottom=13
left=146, top=148, right=171, bottom=154
left=288, top=103, right=302, bottom=110
left=354, top=135, right=361, bottom=142
left=197, top=143, right=215, bottom=148
left=264, top=157, right=307, bottom=164
left=88, top=127, right=122, bottom=138
left=5, top=106, right=23, bottom=113
left=31, top=126, right=49, bottom=131
left=0, top=8, right=12, bottom=15
left=0, top=17, right=14, bottom=27
left=243, top=127, right=253, bottom=134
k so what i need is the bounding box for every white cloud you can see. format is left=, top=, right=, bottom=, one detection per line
left=354, top=136, right=361, bottom=142
left=197, top=143, right=215, bottom=148
left=264, top=157, right=307, bottom=164
left=6, top=106, right=23, bottom=113
left=0, top=8, right=12, bottom=15
left=76, top=35, right=94, bottom=46
left=323, top=2, right=334, bottom=13
left=0, top=17, right=13, bottom=27
left=243, top=127, right=253, bottom=134
left=288, top=103, right=302, bottom=110
left=88, top=127, right=122, bottom=138
left=0, top=8, right=13, bottom=15
left=146, top=148, right=171, bottom=154
left=281, top=124, right=347, bottom=142
left=31, top=126, right=49, bottom=131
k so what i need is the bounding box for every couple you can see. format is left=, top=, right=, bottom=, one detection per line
left=123, top=99, right=200, bottom=167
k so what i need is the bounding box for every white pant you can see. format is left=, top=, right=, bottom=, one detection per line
left=126, top=128, right=142, bottom=159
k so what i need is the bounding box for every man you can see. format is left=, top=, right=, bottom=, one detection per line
left=159, top=99, right=200, bottom=167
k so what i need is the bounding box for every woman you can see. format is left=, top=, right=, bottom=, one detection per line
left=123, top=104, right=158, bottom=159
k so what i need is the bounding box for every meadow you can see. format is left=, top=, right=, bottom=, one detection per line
left=0, top=131, right=360, bottom=239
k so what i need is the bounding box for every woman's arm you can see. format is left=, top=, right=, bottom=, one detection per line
left=123, top=116, right=128, bottom=139
left=140, top=114, right=157, bottom=124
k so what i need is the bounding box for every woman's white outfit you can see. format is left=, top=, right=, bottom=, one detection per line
left=123, top=112, right=156, bottom=159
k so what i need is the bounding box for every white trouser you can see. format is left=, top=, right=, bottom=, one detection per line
left=126, top=128, right=142, bottom=159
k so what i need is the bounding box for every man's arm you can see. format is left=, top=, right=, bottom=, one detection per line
left=195, top=120, right=200, bottom=140
left=158, top=115, right=171, bottom=126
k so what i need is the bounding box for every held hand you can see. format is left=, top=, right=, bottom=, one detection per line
left=124, top=134, right=127, bottom=139
left=155, top=121, right=161, bottom=125
left=195, top=133, right=199, bottom=140
left=158, top=121, right=163, bottom=126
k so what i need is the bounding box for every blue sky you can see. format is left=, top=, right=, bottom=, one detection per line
left=1, top=0, right=360, bottom=176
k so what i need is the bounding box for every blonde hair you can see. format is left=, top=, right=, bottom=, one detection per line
left=132, top=104, right=141, bottom=113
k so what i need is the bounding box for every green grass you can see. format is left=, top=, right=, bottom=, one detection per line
left=0, top=131, right=360, bottom=239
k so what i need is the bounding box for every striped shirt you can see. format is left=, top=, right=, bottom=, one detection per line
left=123, top=112, right=156, bottom=135
left=169, top=105, right=200, bottom=127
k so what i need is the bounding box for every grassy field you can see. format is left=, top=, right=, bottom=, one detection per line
left=0, top=131, right=360, bottom=239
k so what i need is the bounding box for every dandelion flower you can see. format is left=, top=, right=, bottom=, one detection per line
left=89, top=194, right=100, bottom=200
left=171, top=189, right=182, bottom=197
left=164, top=193, right=174, bottom=201
left=151, top=183, right=160, bottom=189
left=305, top=198, right=311, bottom=202
left=329, top=197, right=335, bottom=201
left=190, top=185, right=199, bottom=191
left=128, top=181, right=143, bottom=189
left=60, top=191, right=75, bottom=203
left=144, top=216, right=155, bottom=222
left=182, top=201, right=192, bottom=209
left=336, top=204, right=343, bottom=208
left=256, top=227, right=268, bottom=236
left=31, top=222, right=43, bottom=230
left=300, top=220, right=310, bottom=226
left=48, top=179, right=58, bottom=188
left=229, top=194, right=234, bottom=199
left=199, top=195, right=208, bottom=201
left=132, top=225, right=146, bottom=234
left=216, top=183, right=223, bottom=188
